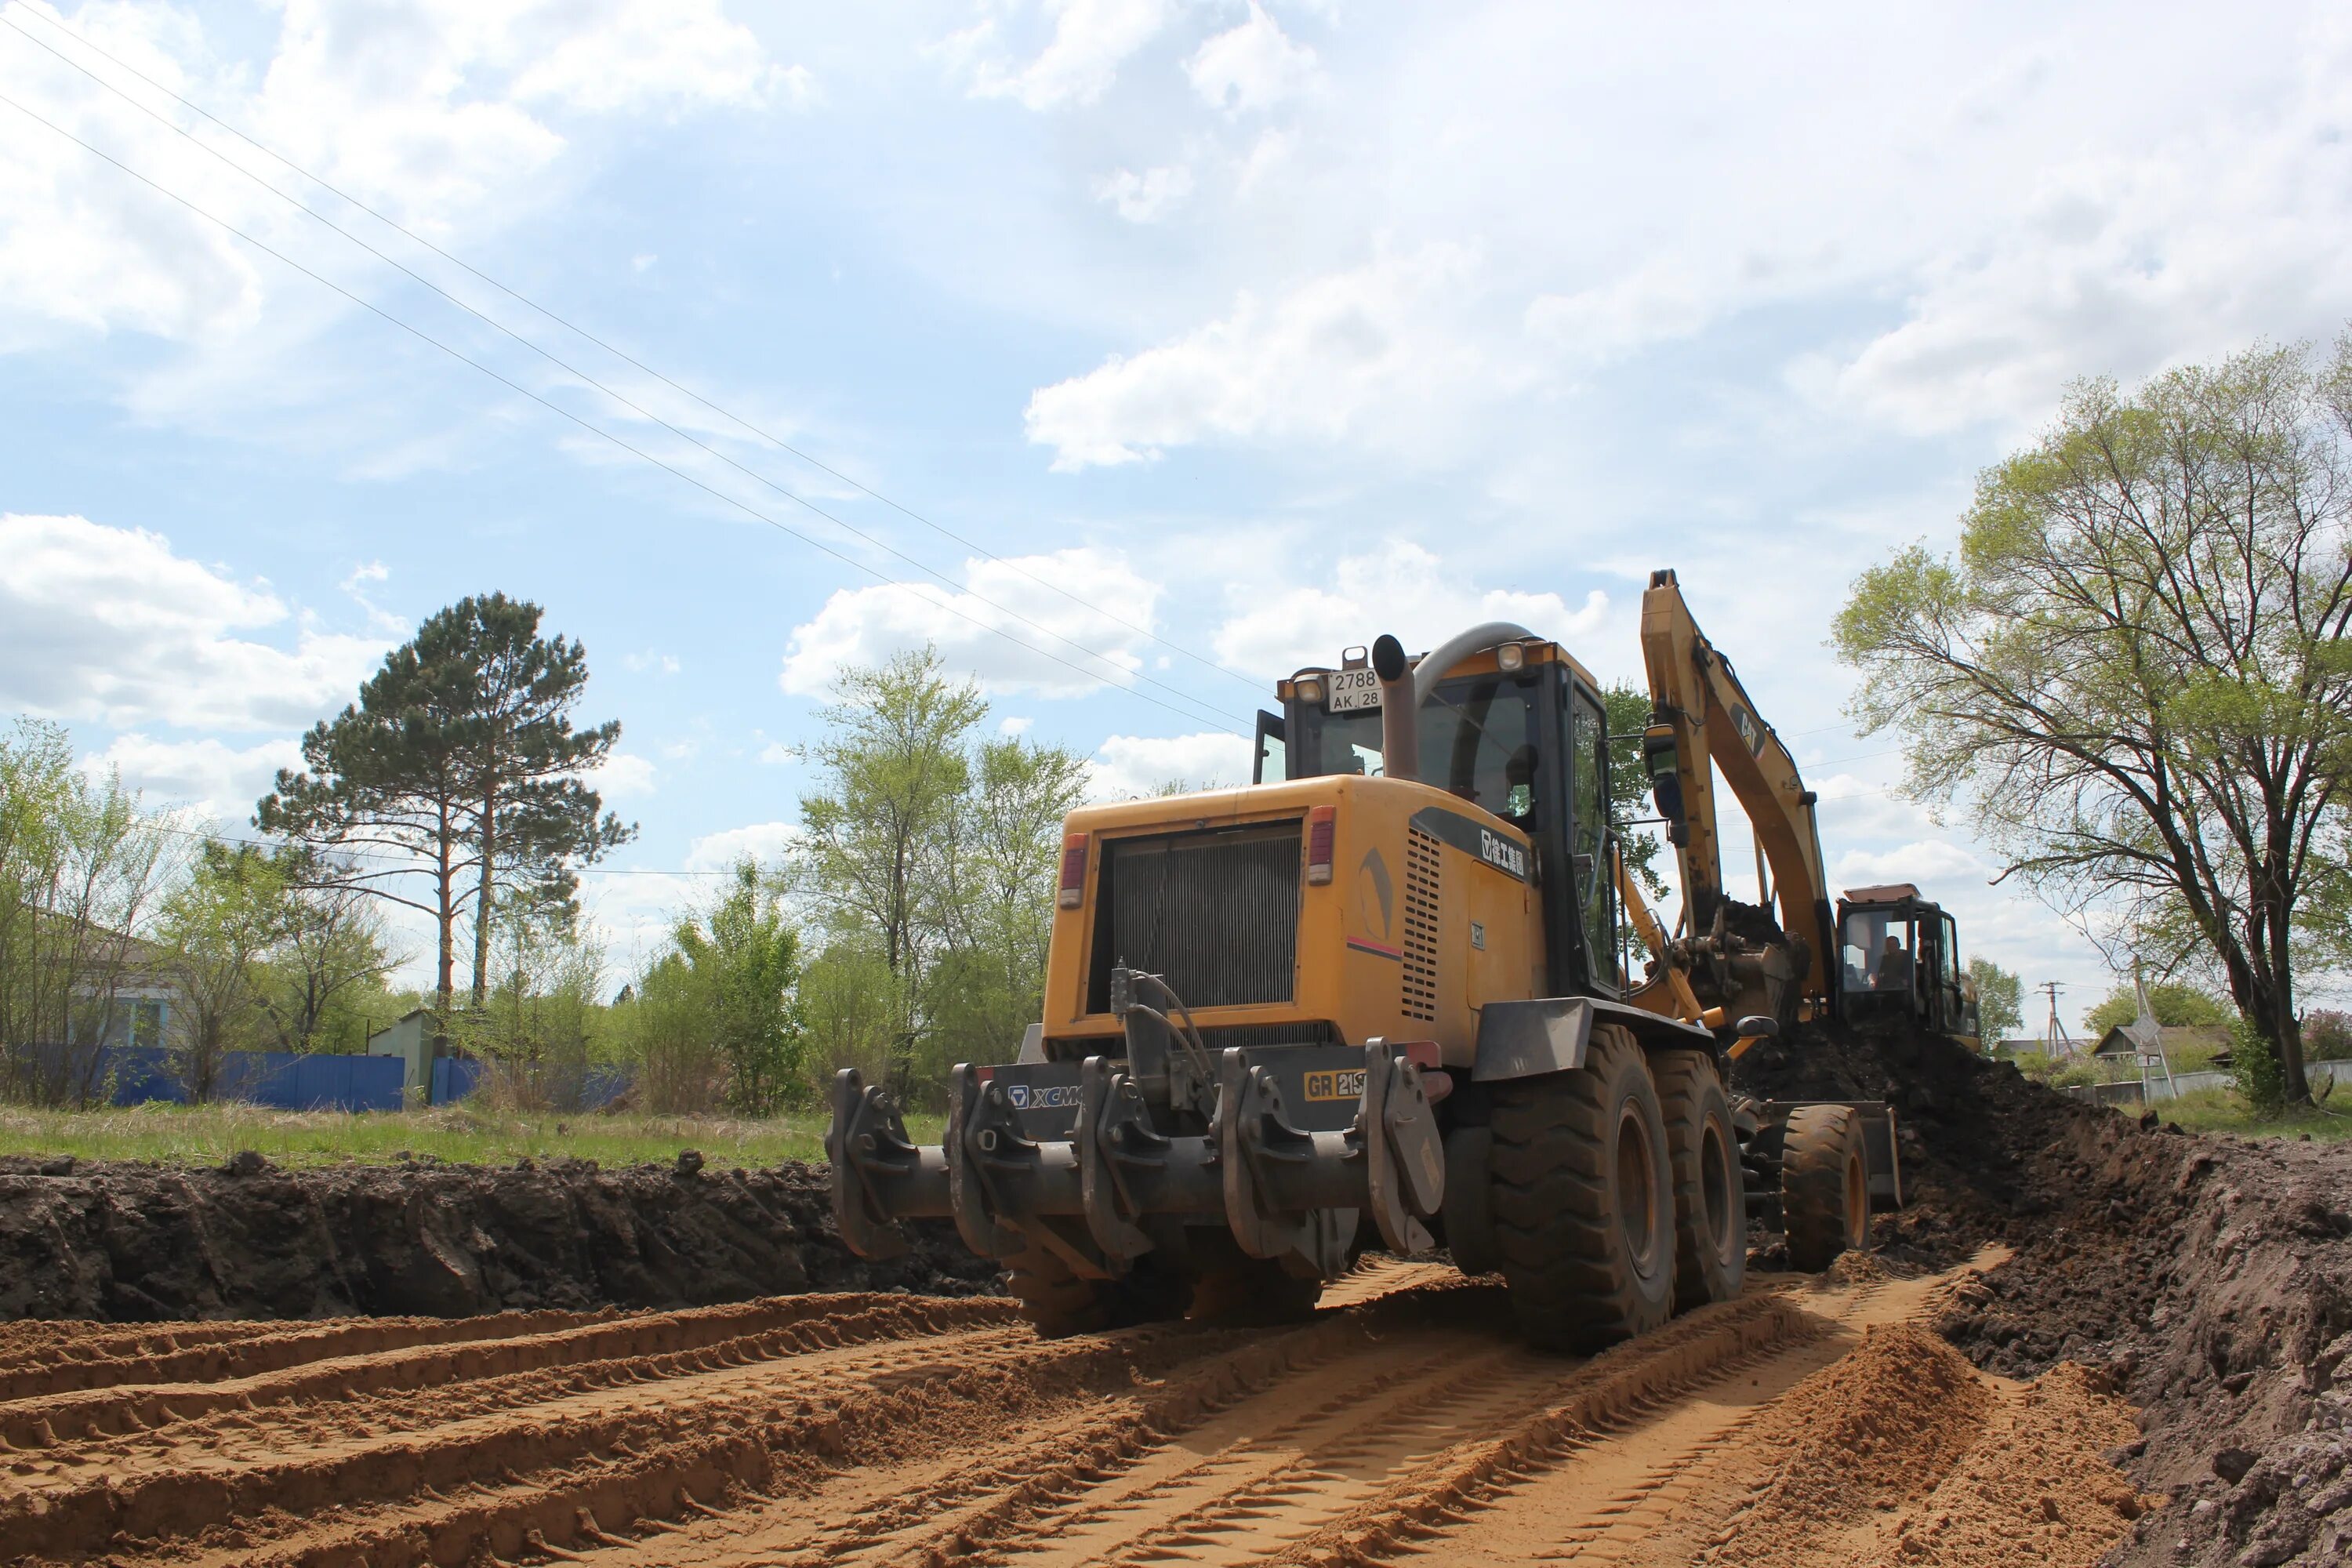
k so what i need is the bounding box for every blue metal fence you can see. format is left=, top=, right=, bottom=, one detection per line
left=6, top=1044, right=404, bottom=1111
left=219, top=1051, right=405, bottom=1112
left=427, top=1057, right=630, bottom=1110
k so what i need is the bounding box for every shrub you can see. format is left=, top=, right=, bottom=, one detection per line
left=2302, top=1009, right=2352, bottom=1062
left=2230, top=1014, right=2288, bottom=1115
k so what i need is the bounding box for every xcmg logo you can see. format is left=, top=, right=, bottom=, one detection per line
left=1478, top=828, right=1528, bottom=880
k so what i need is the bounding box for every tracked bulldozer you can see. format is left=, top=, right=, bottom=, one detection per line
left=829, top=569, right=1929, bottom=1345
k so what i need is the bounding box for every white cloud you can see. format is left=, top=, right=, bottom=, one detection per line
left=998, top=715, right=1034, bottom=735
left=1185, top=3, right=1319, bottom=115
left=1024, top=244, right=1507, bottom=469
left=686, top=820, right=799, bottom=871
left=757, top=741, right=796, bottom=764
left=590, top=752, right=658, bottom=799
left=779, top=547, right=1161, bottom=698
left=80, top=733, right=303, bottom=823
left=1831, top=839, right=1990, bottom=891
left=1087, top=731, right=1252, bottom=800
left=1095, top=163, right=1193, bottom=223
left=0, top=0, right=802, bottom=352
left=953, top=0, right=1170, bottom=111
left=623, top=649, right=682, bottom=675
left=1526, top=262, right=1718, bottom=365
left=1210, top=539, right=1610, bottom=677
left=0, top=513, right=390, bottom=731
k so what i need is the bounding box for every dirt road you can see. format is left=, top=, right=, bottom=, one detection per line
left=0, top=1251, right=2150, bottom=1568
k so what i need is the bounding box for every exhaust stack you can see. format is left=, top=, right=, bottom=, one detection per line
left=1372, top=634, right=1417, bottom=782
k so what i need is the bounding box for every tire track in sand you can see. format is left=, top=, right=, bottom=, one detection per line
left=4, top=1254, right=2038, bottom=1568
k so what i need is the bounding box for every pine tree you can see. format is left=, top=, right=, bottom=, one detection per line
left=258, top=593, right=633, bottom=1017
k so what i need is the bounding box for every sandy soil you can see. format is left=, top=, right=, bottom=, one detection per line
left=0, top=1251, right=2148, bottom=1568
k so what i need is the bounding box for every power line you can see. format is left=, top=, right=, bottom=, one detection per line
left=0, top=89, right=1251, bottom=740
left=0, top=16, right=1251, bottom=736
left=147, top=817, right=739, bottom=876
left=0, top=0, right=1266, bottom=702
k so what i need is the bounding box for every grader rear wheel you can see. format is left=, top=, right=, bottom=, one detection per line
left=1781, top=1104, right=1872, bottom=1272
left=1654, top=1050, right=1746, bottom=1312
left=1487, top=1025, right=1675, bottom=1352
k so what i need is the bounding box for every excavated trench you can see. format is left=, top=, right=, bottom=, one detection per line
left=0, top=1025, right=2343, bottom=1566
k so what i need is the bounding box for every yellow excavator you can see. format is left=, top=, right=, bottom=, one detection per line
left=829, top=569, right=1953, bottom=1348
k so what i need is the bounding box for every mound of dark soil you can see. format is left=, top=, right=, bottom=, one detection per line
left=1731, top=1015, right=2151, bottom=1269
left=0, top=1156, right=997, bottom=1321
left=1938, top=1127, right=2352, bottom=1568
left=1744, top=1018, right=2352, bottom=1566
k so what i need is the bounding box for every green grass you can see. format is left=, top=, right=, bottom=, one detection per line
left=0, top=1102, right=949, bottom=1171
left=2160, top=1085, right=2352, bottom=1142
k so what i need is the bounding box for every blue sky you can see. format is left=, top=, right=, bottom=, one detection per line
left=5, top=0, right=2350, bottom=1028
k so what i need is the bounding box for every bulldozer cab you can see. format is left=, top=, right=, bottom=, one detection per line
left=1255, top=642, right=1626, bottom=999
left=1835, top=884, right=1977, bottom=1045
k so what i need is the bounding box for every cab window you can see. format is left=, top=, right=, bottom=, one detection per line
left=1292, top=677, right=1541, bottom=825
left=1569, top=691, right=1613, bottom=976
left=1843, top=909, right=1914, bottom=993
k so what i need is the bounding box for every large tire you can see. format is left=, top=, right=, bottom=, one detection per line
left=1488, top=1025, right=1675, bottom=1352
left=1005, top=1241, right=1192, bottom=1337
left=1781, top=1105, right=1871, bottom=1272
left=1655, top=1051, right=1746, bottom=1312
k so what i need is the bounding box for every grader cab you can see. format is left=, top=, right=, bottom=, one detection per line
left=829, top=571, right=1930, bottom=1347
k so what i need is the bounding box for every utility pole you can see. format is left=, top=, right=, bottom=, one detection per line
left=2040, top=980, right=2072, bottom=1058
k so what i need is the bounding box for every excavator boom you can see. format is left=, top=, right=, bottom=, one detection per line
left=1638, top=569, right=1835, bottom=1010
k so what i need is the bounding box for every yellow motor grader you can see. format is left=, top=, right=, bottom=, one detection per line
left=829, top=569, right=1934, bottom=1348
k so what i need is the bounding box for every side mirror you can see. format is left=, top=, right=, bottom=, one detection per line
left=1733, top=1014, right=1779, bottom=1039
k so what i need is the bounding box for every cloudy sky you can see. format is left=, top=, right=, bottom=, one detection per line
left=5, top=0, right=2349, bottom=1028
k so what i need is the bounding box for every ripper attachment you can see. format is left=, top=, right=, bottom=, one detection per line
left=826, top=967, right=1449, bottom=1282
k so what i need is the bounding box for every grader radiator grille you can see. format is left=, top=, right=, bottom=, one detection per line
left=1403, top=825, right=1440, bottom=1022
left=1088, top=822, right=1301, bottom=1011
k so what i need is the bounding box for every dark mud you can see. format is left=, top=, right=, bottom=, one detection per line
left=0, top=1155, right=997, bottom=1321
left=1740, top=1019, right=2352, bottom=1567
left=1937, top=1123, right=2352, bottom=1568
left=1732, top=1014, right=2132, bottom=1268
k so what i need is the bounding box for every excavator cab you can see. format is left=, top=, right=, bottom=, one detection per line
left=1835, top=884, right=1979, bottom=1047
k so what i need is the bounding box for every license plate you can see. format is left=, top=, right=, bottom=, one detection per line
left=1327, top=668, right=1382, bottom=712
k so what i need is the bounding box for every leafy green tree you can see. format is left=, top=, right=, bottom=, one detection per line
left=1835, top=335, right=2352, bottom=1102
left=158, top=845, right=289, bottom=1098
left=2082, top=980, right=2230, bottom=1038
left=432, top=594, right=633, bottom=1007
left=924, top=735, right=1090, bottom=1084
left=793, top=647, right=986, bottom=1081
left=1966, top=956, right=2024, bottom=1040
left=259, top=594, right=633, bottom=1018
left=0, top=720, right=175, bottom=1102
left=670, top=862, right=807, bottom=1113
left=254, top=860, right=394, bottom=1054
left=1602, top=684, right=1669, bottom=900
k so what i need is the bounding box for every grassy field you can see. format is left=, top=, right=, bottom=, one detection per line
left=2160, top=1086, right=2352, bottom=1142
left=0, top=1101, right=948, bottom=1170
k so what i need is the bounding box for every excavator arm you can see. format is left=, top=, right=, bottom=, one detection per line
left=1637, top=569, right=1835, bottom=1013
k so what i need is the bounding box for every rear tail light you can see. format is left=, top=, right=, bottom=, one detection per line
left=1058, top=833, right=1088, bottom=908
left=1305, top=806, right=1336, bottom=885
